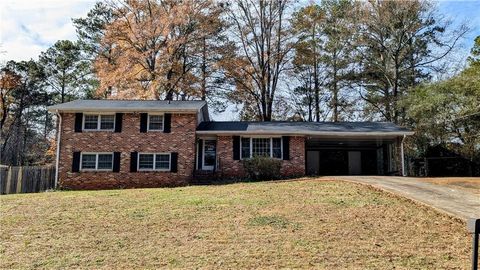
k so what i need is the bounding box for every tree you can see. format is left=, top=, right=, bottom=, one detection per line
left=291, top=4, right=324, bottom=122
left=291, top=0, right=357, bottom=122
left=356, top=0, right=468, bottom=124
left=404, top=37, right=480, bottom=162
left=95, top=0, right=225, bottom=100
left=468, top=35, right=480, bottom=66
left=39, top=40, right=90, bottom=103
left=0, top=66, right=21, bottom=131
left=320, top=0, right=357, bottom=122
left=73, top=1, right=116, bottom=98
left=0, top=60, right=50, bottom=165
left=222, top=0, right=293, bottom=121
left=73, top=2, right=115, bottom=62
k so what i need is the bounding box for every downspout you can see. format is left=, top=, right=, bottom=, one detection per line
left=54, top=110, right=62, bottom=188
left=401, top=134, right=406, bottom=176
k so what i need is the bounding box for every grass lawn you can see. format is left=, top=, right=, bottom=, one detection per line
left=419, top=177, right=480, bottom=194
left=0, top=180, right=470, bottom=269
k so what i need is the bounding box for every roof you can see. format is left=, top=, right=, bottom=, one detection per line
left=196, top=121, right=414, bottom=136
left=48, top=99, right=207, bottom=113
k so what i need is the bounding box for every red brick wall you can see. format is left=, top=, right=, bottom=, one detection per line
left=216, top=136, right=305, bottom=178
left=58, top=112, right=197, bottom=190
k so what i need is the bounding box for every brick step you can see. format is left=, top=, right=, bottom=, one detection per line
left=193, top=170, right=217, bottom=184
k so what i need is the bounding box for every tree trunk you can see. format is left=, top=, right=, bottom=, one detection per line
left=313, top=27, right=320, bottom=122
left=201, top=37, right=207, bottom=101
left=332, top=53, right=339, bottom=122
left=393, top=57, right=399, bottom=124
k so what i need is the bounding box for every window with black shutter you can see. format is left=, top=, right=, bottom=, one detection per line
left=130, top=152, right=138, bottom=172
left=113, top=152, right=121, bottom=172
left=114, top=113, right=123, bottom=133
left=233, top=136, right=240, bottom=160
left=170, top=152, right=178, bottom=172
left=282, top=136, right=290, bottom=160
left=74, top=113, right=83, bottom=132
left=140, top=113, right=148, bottom=133
left=163, top=113, right=171, bottom=133
left=72, top=151, right=81, bottom=172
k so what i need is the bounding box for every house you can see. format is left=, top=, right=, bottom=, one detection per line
left=48, top=100, right=414, bottom=190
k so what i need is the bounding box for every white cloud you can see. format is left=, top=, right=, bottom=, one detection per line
left=0, top=0, right=96, bottom=61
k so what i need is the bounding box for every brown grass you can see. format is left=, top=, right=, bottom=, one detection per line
left=419, top=177, right=480, bottom=194
left=0, top=180, right=470, bottom=269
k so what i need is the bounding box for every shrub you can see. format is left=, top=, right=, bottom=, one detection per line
left=243, top=155, right=282, bottom=180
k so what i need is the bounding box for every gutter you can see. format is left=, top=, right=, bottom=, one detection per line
left=54, top=110, right=62, bottom=189
left=195, top=130, right=415, bottom=137
left=46, top=108, right=202, bottom=114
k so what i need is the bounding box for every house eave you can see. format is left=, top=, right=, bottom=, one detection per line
left=195, top=130, right=415, bottom=137
left=47, top=108, right=201, bottom=113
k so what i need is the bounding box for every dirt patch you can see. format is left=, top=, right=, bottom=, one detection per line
left=420, top=177, right=480, bottom=194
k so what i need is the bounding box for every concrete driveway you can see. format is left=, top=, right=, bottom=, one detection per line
left=321, top=176, right=480, bottom=221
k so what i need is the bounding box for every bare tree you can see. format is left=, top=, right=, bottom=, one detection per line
left=222, top=0, right=294, bottom=121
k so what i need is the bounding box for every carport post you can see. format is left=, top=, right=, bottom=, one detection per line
left=401, top=135, right=406, bottom=176
left=468, top=218, right=479, bottom=270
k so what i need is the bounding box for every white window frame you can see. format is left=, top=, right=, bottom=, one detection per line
left=240, top=136, right=283, bottom=160
left=147, top=113, right=164, bottom=132
left=137, top=152, right=171, bottom=171
left=82, top=113, right=115, bottom=131
left=80, top=152, right=114, bottom=171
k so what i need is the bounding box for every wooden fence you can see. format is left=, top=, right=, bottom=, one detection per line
left=0, top=165, right=55, bottom=195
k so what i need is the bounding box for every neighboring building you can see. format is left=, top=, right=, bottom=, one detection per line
left=48, top=100, right=413, bottom=190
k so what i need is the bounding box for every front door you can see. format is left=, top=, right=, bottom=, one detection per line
left=202, top=139, right=216, bottom=170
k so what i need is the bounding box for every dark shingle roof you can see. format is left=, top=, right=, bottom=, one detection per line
left=48, top=99, right=207, bottom=112
left=197, top=121, right=413, bottom=135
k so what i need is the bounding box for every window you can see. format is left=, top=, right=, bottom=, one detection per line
left=138, top=153, right=171, bottom=171
left=83, top=114, right=115, bottom=130
left=241, top=138, right=250, bottom=159
left=100, top=115, right=115, bottom=130
left=272, top=138, right=282, bottom=159
left=241, top=137, right=282, bottom=159
left=155, top=154, right=170, bottom=170
left=84, top=115, right=98, bottom=130
left=81, top=154, right=96, bottom=169
left=148, top=114, right=164, bottom=131
left=252, top=138, right=270, bottom=157
left=139, top=154, right=154, bottom=169
left=97, top=154, right=113, bottom=169
left=81, top=153, right=113, bottom=171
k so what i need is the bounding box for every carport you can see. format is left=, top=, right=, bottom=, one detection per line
left=306, top=137, right=398, bottom=176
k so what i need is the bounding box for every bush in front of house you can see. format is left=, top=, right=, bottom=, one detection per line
left=243, top=155, right=282, bottom=180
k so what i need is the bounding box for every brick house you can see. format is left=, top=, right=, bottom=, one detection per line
left=48, top=100, right=413, bottom=190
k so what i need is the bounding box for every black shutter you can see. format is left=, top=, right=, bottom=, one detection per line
left=198, top=139, right=203, bottom=169
left=74, top=113, right=83, bottom=132
left=163, top=113, right=171, bottom=133
left=233, top=136, right=240, bottom=160
left=130, top=152, right=138, bottom=172
left=140, top=113, right=148, bottom=132
left=72, top=151, right=81, bottom=172
left=170, top=152, right=178, bottom=172
left=114, top=113, right=123, bottom=133
left=113, top=152, right=121, bottom=172
left=282, top=136, right=290, bottom=160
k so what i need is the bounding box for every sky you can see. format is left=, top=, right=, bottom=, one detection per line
left=1, top=0, right=478, bottom=62
left=0, top=0, right=479, bottom=119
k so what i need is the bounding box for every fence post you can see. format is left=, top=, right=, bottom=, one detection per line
left=16, top=166, right=23, bottom=194
left=468, top=218, right=480, bottom=270
left=5, top=167, right=13, bottom=194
